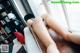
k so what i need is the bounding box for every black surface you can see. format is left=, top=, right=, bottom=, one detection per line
left=17, top=46, right=27, bottom=53
left=9, top=42, right=14, bottom=53
left=0, top=0, right=8, bottom=3
left=24, top=14, right=35, bottom=21
left=21, top=0, right=34, bottom=15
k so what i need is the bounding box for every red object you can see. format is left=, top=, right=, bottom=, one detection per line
left=14, top=32, right=25, bottom=44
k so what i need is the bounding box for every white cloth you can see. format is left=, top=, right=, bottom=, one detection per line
left=24, top=27, right=42, bottom=53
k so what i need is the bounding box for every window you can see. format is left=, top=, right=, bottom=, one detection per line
left=64, top=0, right=80, bottom=33
left=43, top=0, right=68, bottom=31
left=43, top=0, right=80, bottom=33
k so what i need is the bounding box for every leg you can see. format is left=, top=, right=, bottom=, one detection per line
left=42, top=14, right=80, bottom=44
left=48, top=29, right=74, bottom=53
left=42, top=14, right=69, bottom=40
left=27, top=18, right=60, bottom=53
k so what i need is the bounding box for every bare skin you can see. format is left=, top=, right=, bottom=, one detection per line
left=27, top=18, right=60, bottom=53
left=26, top=14, right=80, bottom=53
left=27, top=18, right=74, bottom=53
left=42, top=14, right=80, bottom=45
left=48, top=29, right=74, bottom=53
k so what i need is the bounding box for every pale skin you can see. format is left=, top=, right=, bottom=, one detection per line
left=27, top=18, right=60, bottom=53
left=48, top=29, right=74, bottom=53
left=42, top=14, right=80, bottom=45
left=27, top=14, right=80, bottom=53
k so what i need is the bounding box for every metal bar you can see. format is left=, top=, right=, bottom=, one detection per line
left=9, top=0, right=27, bottom=27
left=60, top=0, right=71, bottom=32
left=20, top=0, right=34, bottom=15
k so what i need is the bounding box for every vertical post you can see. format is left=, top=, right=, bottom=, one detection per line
left=60, top=0, right=71, bottom=32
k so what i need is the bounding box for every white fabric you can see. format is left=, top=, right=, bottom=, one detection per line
left=12, top=39, right=22, bottom=53
left=24, top=27, right=42, bottom=53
